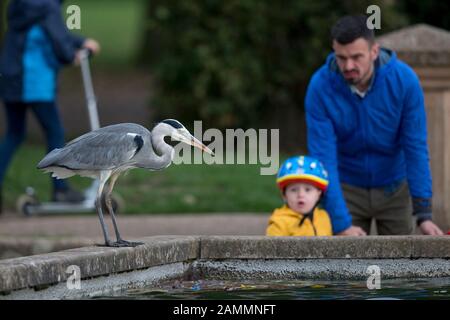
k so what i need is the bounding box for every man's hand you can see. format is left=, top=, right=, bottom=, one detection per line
left=419, top=220, right=444, bottom=235
left=337, top=225, right=367, bottom=236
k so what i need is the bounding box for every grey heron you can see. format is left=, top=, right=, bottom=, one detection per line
left=37, top=119, right=213, bottom=247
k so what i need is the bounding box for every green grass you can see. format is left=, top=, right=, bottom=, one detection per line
left=1, top=1, right=286, bottom=214
left=63, top=0, right=146, bottom=68
left=1, top=0, right=145, bottom=67
left=3, top=144, right=283, bottom=214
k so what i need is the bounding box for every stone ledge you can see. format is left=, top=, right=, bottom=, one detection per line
left=194, top=259, right=450, bottom=280
left=377, top=24, right=450, bottom=67
left=0, top=236, right=449, bottom=294
left=199, top=236, right=450, bottom=259
left=0, top=236, right=199, bottom=293
left=0, top=237, right=97, bottom=260
left=394, top=51, right=450, bottom=67
left=3, top=262, right=189, bottom=300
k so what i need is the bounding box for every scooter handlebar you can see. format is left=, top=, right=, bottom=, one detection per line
left=79, top=48, right=94, bottom=60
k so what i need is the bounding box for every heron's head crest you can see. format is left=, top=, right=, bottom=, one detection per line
left=158, top=119, right=214, bottom=156
left=161, top=119, right=184, bottom=129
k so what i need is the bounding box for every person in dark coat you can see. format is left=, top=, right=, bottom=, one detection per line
left=0, top=0, right=100, bottom=213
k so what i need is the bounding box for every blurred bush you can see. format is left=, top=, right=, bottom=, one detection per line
left=396, top=0, right=450, bottom=31
left=0, top=0, right=8, bottom=47
left=140, top=0, right=406, bottom=150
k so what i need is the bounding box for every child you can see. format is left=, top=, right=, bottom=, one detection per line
left=266, top=155, right=332, bottom=236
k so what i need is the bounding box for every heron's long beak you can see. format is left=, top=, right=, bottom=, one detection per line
left=175, top=131, right=214, bottom=155
left=190, top=135, right=214, bottom=155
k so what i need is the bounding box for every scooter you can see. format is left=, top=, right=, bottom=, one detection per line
left=16, top=49, right=123, bottom=216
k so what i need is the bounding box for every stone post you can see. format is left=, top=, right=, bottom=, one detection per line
left=378, top=24, right=450, bottom=231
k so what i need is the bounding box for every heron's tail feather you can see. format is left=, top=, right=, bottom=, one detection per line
left=37, top=148, right=79, bottom=179
left=41, top=167, right=76, bottom=179
left=37, top=148, right=65, bottom=169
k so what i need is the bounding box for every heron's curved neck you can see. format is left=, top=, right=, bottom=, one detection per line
left=151, top=125, right=175, bottom=169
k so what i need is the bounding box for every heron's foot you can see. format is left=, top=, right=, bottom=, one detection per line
left=103, top=240, right=118, bottom=247
left=102, top=239, right=143, bottom=247
left=113, top=239, right=144, bottom=247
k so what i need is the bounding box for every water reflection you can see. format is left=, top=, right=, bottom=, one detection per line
left=97, top=278, right=450, bottom=300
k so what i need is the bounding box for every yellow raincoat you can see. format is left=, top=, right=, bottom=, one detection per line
left=266, top=205, right=332, bottom=236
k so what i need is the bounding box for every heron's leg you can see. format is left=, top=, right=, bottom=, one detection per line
left=104, top=172, right=143, bottom=247
left=96, top=171, right=114, bottom=247
left=104, top=173, right=123, bottom=241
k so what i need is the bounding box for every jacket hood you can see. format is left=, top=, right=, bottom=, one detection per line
left=7, top=0, right=62, bottom=31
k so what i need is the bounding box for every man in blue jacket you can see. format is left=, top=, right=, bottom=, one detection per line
left=305, top=15, right=443, bottom=236
left=0, top=0, right=100, bottom=213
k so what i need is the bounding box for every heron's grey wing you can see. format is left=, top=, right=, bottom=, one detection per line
left=64, top=123, right=148, bottom=148
left=38, top=129, right=147, bottom=170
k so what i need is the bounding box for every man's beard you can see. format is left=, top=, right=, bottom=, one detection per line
left=345, top=77, right=360, bottom=85
left=343, top=68, right=362, bottom=85
left=345, top=64, right=374, bottom=87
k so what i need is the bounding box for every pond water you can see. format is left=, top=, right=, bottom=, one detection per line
left=100, top=278, right=450, bottom=300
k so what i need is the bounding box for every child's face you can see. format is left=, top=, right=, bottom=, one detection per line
left=283, top=182, right=322, bottom=214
